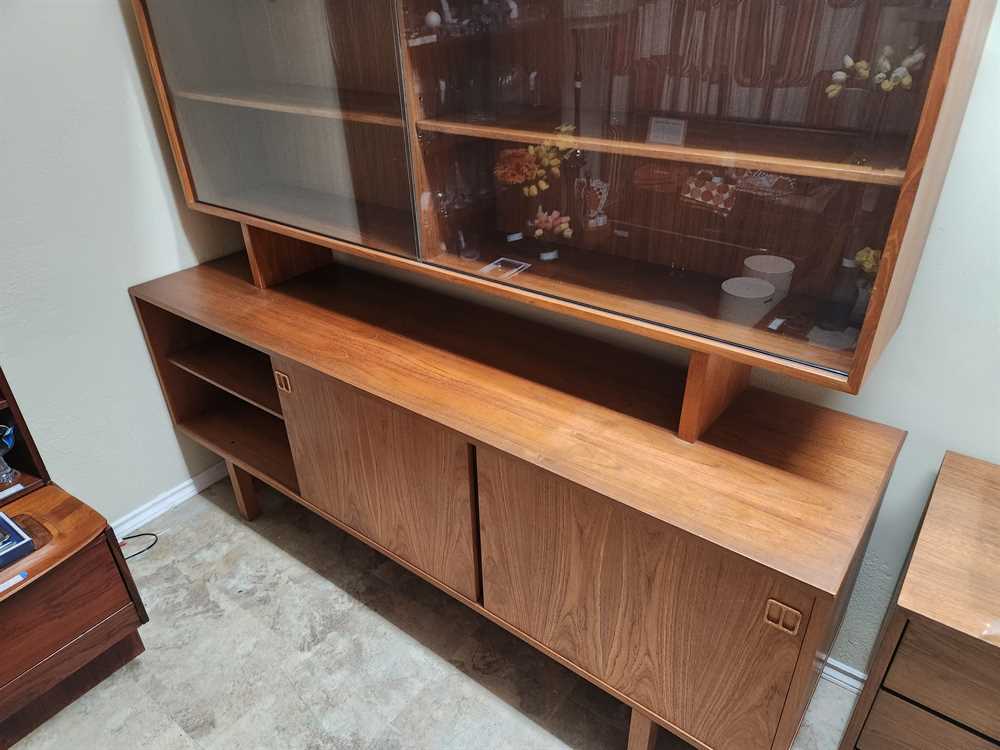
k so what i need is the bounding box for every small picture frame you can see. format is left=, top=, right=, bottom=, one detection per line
left=646, top=116, right=688, bottom=146
left=479, top=258, right=531, bottom=280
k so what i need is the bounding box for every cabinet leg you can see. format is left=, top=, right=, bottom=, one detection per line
left=226, top=461, right=260, bottom=521
left=627, top=708, right=659, bottom=750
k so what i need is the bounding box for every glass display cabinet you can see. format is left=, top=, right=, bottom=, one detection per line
left=143, top=0, right=417, bottom=256
left=132, top=0, right=992, bottom=394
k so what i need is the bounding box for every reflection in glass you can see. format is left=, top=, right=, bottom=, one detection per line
left=403, top=0, right=950, bottom=372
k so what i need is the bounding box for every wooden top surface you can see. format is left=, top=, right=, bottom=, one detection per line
left=131, top=254, right=905, bottom=596
left=0, top=484, right=108, bottom=603
left=899, top=452, right=1000, bottom=645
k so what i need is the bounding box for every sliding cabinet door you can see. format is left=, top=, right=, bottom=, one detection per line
left=143, top=0, right=417, bottom=256
left=273, top=358, right=478, bottom=599
left=477, top=445, right=814, bottom=750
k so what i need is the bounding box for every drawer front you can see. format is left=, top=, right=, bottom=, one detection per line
left=477, top=446, right=812, bottom=750
left=859, top=691, right=997, bottom=750
left=0, top=537, right=131, bottom=687
left=885, top=620, right=1000, bottom=741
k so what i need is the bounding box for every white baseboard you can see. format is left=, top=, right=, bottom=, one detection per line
left=112, top=462, right=228, bottom=538
left=821, top=657, right=866, bottom=695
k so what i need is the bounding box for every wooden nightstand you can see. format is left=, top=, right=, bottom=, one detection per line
left=840, top=452, right=1000, bottom=750
left=0, top=485, right=148, bottom=747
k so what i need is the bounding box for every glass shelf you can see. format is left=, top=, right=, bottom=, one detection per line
left=174, top=84, right=404, bottom=128
left=146, top=0, right=417, bottom=256
left=417, top=112, right=909, bottom=186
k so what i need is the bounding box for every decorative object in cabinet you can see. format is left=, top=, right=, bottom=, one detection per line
left=0, top=367, right=49, bottom=507
left=840, top=452, right=1000, bottom=750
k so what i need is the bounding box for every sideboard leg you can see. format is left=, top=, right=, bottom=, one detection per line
left=627, top=708, right=659, bottom=750
left=227, top=461, right=260, bottom=521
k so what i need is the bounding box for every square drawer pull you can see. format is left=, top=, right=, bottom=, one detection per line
left=765, top=599, right=802, bottom=636
left=274, top=371, right=293, bottom=393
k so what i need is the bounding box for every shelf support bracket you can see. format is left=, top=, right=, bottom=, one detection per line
left=242, top=224, right=334, bottom=289
left=678, top=353, right=752, bottom=443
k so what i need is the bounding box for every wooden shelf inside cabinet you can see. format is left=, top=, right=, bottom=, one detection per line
left=428, top=243, right=855, bottom=376
left=211, top=184, right=415, bottom=257
left=417, top=111, right=909, bottom=186
left=173, top=84, right=404, bottom=128
left=177, top=399, right=299, bottom=497
left=168, top=339, right=283, bottom=419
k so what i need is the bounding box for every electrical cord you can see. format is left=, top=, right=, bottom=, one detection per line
left=121, top=532, right=158, bottom=560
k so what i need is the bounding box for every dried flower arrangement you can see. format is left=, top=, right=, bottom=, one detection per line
left=855, top=246, right=883, bottom=276
left=531, top=207, right=573, bottom=240
left=494, top=125, right=575, bottom=197
left=826, top=45, right=926, bottom=99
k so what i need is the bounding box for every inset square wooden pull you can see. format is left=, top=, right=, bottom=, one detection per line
left=274, top=371, right=293, bottom=393
left=764, top=599, right=802, bottom=636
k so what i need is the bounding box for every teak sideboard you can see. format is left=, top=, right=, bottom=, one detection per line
left=130, top=256, right=905, bottom=750
left=126, top=1, right=992, bottom=747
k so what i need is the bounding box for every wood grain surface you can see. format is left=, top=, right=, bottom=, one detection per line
left=275, top=358, right=479, bottom=600
left=0, top=485, right=108, bottom=603
left=0, top=538, right=130, bottom=688
left=678, top=352, right=751, bottom=443
left=477, top=446, right=813, bottom=750
left=885, top=619, right=1000, bottom=742
left=130, top=255, right=904, bottom=596
left=858, top=691, right=996, bottom=750
left=898, top=452, right=1000, bottom=644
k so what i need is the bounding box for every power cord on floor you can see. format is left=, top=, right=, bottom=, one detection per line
left=121, top=532, right=158, bottom=560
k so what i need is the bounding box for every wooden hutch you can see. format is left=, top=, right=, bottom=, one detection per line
left=127, top=1, right=994, bottom=748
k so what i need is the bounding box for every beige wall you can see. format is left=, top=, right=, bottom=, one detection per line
left=0, top=0, right=996, bottom=677
left=0, top=1, right=243, bottom=523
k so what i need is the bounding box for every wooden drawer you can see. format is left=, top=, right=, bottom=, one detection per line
left=885, top=620, right=1000, bottom=741
left=859, top=691, right=997, bottom=750
left=0, top=537, right=131, bottom=687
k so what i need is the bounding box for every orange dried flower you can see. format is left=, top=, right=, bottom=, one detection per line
left=495, top=148, right=538, bottom=186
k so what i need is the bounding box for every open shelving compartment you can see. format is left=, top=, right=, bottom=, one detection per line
left=133, top=299, right=300, bottom=498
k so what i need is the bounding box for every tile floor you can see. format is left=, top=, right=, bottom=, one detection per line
left=15, top=482, right=858, bottom=749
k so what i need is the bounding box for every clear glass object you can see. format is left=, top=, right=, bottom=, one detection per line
left=0, top=425, right=19, bottom=486
left=144, top=0, right=418, bottom=257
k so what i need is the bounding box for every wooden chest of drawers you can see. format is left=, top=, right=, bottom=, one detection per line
left=0, top=486, right=148, bottom=746
left=841, top=452, right=1000, bottom=750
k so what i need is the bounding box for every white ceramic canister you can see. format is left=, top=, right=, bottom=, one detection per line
left=719, top=277, right=777, bottom=326
left=743, top=254, right=795, bottom=303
